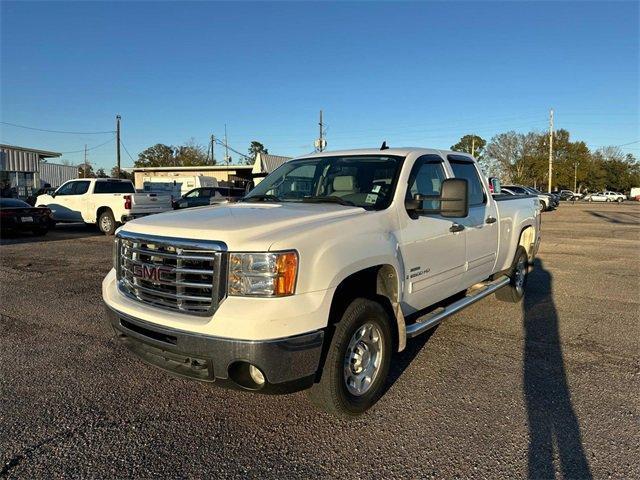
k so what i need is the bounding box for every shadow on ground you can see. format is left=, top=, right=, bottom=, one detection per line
left=523, top=259, right=592, bottom=478
left=0, top=223, right=102, bottom=246
left=588, top=210, right=640, bottom=225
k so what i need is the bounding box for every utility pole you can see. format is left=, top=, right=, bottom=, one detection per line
left=548, top=108, right=554, bottom=193
left=315, top=110, right=326, bottom=152
left=116, top=114, right=121, bottom=178
left=319, top=110, right=323, bottom=152
left=471, top=135, right=475, bottom=157
left=224, top=124, right=230, bottom=165
left=210, top=134, right=216, bottom=164
left=83, top=144, right=88, bottom=178
left=574, top=161, right=578, bottom=193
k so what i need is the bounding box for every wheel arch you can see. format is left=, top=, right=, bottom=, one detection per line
left=327, top=264, right=407, bottom=353
left=518, top=225, right=537, bottom=264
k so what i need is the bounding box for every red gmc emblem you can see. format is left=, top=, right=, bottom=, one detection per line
left=132, top=264, right=173, bottom=284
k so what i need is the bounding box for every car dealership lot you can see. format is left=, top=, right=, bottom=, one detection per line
left=1, top=203, right=638, bottom=478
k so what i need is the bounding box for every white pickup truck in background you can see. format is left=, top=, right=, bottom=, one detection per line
left=103, top=147, right=541, bottom=416
left=36, top=178, right=172, bottom=234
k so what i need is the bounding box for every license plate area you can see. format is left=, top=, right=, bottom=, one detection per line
left=21, top=216, right=33, bottom=222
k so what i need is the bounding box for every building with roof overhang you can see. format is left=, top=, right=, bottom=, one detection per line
left=0, top=144, right=77, bottom=198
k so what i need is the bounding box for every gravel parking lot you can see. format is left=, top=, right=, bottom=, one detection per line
left=1, top=203, right=638, bottom=478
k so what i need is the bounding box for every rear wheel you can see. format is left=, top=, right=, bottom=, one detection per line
left=606, top=198, right=611, bottom=202
left=98, top=209, right=116, bottom=235
left=540, top=200, right=547, bottom=211
left=617, top=197, right=623, bottom=203
left=308, top=298, right=392, bottom=418
left=496, top=246, right=529, bottom=303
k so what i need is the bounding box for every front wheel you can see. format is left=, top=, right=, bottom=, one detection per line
left=540, top=200, right=547, bottom=211
left=308, top=298, right=392, bottom=418
left=98, top=209, right=116, bottom=235
left=496, top=246, right=529, bottom=303
left=606, top=198, right=611, bottom=202
left=617, top=197, right=623, bottom=203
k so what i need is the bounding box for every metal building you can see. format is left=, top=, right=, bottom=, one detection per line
left=39, top=161, right=79, bottom=188
left=0, top=144, right=66, bottom=197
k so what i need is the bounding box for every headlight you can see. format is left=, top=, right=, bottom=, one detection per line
left=228, top=251, right=298, bottom=297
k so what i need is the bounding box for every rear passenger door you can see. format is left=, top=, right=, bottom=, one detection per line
left=448, top=156, right=498, bottom=285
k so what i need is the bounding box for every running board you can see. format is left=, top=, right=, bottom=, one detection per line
left=405, top=276, right=511, bottom=338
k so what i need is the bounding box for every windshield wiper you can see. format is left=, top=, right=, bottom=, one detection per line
left=243, top=194, right=281, bottom=202
left=302, top=196, right=356, bottom=206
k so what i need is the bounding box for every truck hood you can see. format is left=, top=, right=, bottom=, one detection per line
left=120, top=202, right=366, bottom=250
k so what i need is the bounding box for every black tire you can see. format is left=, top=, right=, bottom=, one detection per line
left=540, top=200, right=547, bottom=211
left=617, top=197, right=623, bottom=203
left=38, top=206, right=56, bottom=228
left=32, top=226, right=48, bottom=236
left=307, top=298, right=392, bottom=418
left=606, top=198, right=611, bottom=202
left=496, top=246, right=529, bottom=303
left=98, top=209, right=116, bottom=235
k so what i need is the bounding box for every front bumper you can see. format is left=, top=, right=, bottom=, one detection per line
left=105, top=305, right=324, bottom=393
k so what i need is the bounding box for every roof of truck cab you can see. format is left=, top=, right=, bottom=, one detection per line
left=293, top=147, right=474, bottom=160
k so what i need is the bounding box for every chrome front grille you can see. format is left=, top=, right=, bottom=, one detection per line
left=116, top=231, right=227, bottom=315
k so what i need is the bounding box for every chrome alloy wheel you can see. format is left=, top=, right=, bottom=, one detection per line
left=514, top=256, right=527, bottom=294
left=100, top=215, right=113, bottom=232
left=343, top=322, right=384, bottom=396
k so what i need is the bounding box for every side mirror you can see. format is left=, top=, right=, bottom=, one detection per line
left=50, top=192, right=56, bottom=198
left=439, top=178, right=469, bottom=217
left=405, top=178, right=469, bottom=218
left=488, top=177, right=501, bottom=194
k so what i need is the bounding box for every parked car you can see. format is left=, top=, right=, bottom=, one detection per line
left=0, top=198, right=51, bottom=236
left=527, top=187, right=559, bottom=208
left=584, top=191, right=625, bottom=203
left=559, top=189, right=582, bottom=201
left=103, top=147, right=541, bottom=417
left=503, top=184, right=554, bottom=211
left=35, top=178, right=173, bottom=235
left=173, top=186, right=246, bottom=210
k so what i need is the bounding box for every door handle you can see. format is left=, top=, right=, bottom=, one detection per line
left=450, top=223, right=465, bottom=233
left=486, top=216, right=497, bottom=224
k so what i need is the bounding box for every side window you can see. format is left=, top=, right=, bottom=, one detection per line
left=406, top=155, right=446, bottom=210
left=72, top=181, right=91, bottom=195
left=55, top=181, right=76, bottom=195
left=185, top=189, right=200, bottom=198
left=449, top=159, right=485, bottom=206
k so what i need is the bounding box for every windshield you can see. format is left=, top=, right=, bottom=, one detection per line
left=244, top=155, right=404, bottom=210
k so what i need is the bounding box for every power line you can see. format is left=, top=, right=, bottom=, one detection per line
left=120, top=140, right=136, bottom=163
left=0, top=121, right=115, bottom=135
left=58, top=136, right=115, bottom=154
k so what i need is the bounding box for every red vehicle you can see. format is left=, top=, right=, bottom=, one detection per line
left=0, top=198, right=52, bottom=236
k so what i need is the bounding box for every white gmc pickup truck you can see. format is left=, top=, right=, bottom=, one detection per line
left=36, top=178, right=172, bottom=235
left=103, top=148, right=541, bottom=416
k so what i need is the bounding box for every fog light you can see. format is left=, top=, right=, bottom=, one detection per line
left=249, top=365, right=265, bottom=385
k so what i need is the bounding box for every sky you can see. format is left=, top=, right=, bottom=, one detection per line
left=1, top=1, right=638, bottom=171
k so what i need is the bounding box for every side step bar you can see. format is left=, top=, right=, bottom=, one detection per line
left=405, top=275, right=511, bottom=339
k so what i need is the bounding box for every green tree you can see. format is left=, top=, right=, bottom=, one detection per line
left=95, top=168, right=108, bottom=178
left=451, top=134, right=486, bottom=159
left=78, top=164, right=95, bottom=178
left=135, top=144, right=175, bottom=168
left=110, top=166, right=134, bottom=180
left=134, top=141, right=209, bottom=168
left=247, top=141, right=268, bottom=165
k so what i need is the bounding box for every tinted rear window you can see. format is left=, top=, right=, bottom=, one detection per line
left=94, top=181, right=135, bottom=194
left=0, top=198, right=30, bottom=208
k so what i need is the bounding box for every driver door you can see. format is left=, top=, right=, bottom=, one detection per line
left=48, top=181, right=77, bottom=221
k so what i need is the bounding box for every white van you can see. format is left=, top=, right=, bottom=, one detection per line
left=142, top=175, right=218, bottom=198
